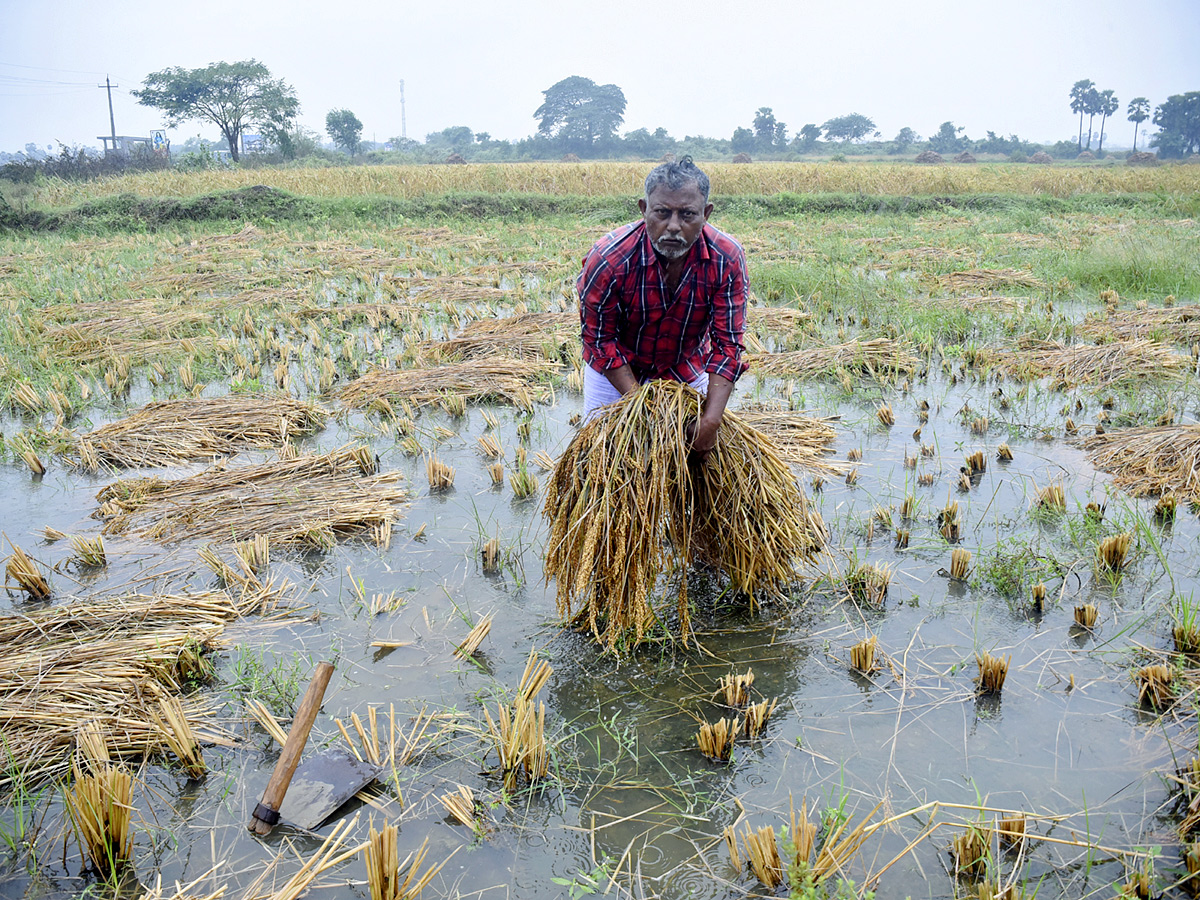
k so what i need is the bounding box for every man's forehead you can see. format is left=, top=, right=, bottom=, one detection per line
left=646, top=183, right=706, bottom=207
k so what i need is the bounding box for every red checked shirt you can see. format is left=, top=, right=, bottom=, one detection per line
left=578, top=220, right=748, bottom=384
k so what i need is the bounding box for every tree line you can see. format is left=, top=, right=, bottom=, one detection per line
left=4, top=63, right=1199, bottom=177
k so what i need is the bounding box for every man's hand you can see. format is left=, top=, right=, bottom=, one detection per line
left=688, top=373, right=734, bottom=459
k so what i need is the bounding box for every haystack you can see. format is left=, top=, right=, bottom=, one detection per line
left=543, top=381, right=825, bottom=650
left=1126, top=151, right=1158, bottom=166
left=339, top=359, right=557, bottom=412
left=1080, top=424, right=1200, bottom=503
left=445, top=153, right=467, bottom=165
left=1030, top=151, right=1054, bottom=165
left=954, top=151, right=976, bottom=163
left=560, top=153, right=581, bottom=162
left=0, top=589, right=258, bottom=787
left=748, top=338, right=920, bottom=380
left=95, top=445, right=404, bottom=546
left=914, top=150, right=943, bottom=165
left=74, top=395, right=327, bottom=472
left=732, top=153, right=752, bottom=164
left=1076, top=150, right=1096, bottom=160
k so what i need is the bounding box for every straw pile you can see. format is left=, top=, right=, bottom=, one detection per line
left=339, top=359, right=557, bottom=412
left=935, top=268, right=1045, bottom=292
left=0, top=590, right=257, bottom=788
left=747, top=338, right=920, bottom=381
left=543, top=381, right=825, bottom=649
left=96, top=445, right=405, bottom=546
left=1080, top=424, right=1200, bottom=503
left=74, top=395, right=327, bottom=472
left=1080, top=304, right=1200, bottom=344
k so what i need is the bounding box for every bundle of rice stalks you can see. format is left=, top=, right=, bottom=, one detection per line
left=1080, top=424, right=1200, bottom=504
left=1079, top=303, right=1200, bottom=344
left=1099, top=532, right=1132, bottom=571
left=748, top=338, right=920, bottom=381
left=950, top=824, right=991, bottom=877
left=69, top=534, right=107, bottom=568
left=67, top=753, right=134, bottom=876
left=543, top=381, right=825, bottom=649
left=439, top=784, right=487, bottom=833
left=74, top=395, right=327, bottom=472
left=950, top=548, right=971, bottom=580
left=0, top=589, right=260, bottom=787
left=339, top=359, right=557, bottom=413
left=5, top=542, right=51, bottom=600
left=697, top=717, right=737, bottom=762
left=482, top=650, right=551, bottom=791
left=976, top=652, right=1011, bottom=694
left=432, top=311, right=575, bottom=361
left=454, top=613, right=493, bottom=658
left=739, top=824, right=784, bottom=888
left=935, top=268, right=1045, bottom=292
left=152, top=694, right=206, bottom=778
left=719, top=669, right=754, bottom=707
left=425, top=455, right=455, bottom=491
left=986, top=339, right=1185, bottom=387
left=1136, top=664, right=1175, bottom=709
left=715, top=411, right=840, bottom=477
left=96, top=445, right=404, bottom=547
left=743, top=698, right=777, bottom=738
left=851, top=635, right=879, bottom=674
left=1074, top=603, right=1099, bottom=629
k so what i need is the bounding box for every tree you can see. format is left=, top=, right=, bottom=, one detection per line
left=794, top=123, right=821, bottom=153
left=133, top=60, right=299, bottom=162
left=1083, top=85, right=1101, bottom=149
left=325, top=108, right=363, bottom=155
left=534, top=76, right=626, bottom=154
left=1127, top=97, right=1151, bottom=151
left=893, top=127, right=918, bottom=153
left=1096, top=89, right=1118, bottom=153
left=1069, top=79, right=1094, bottom=151
left=1151, top=92, right=1200, bottom=159
left=929, top=121, right=966, bottom=154
left=821, top=113, right=876, bottom=143
left=731, top=127, right=755, bottom=154
left=426, top=126, right=474, bottom=150
left=752, top=107, right=779, bottom=152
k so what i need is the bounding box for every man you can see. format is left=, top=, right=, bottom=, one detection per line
left=577, top=156, right=748, bottom=455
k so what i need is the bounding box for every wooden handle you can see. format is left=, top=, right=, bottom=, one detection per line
left=248, top=660, right=334, bottom=835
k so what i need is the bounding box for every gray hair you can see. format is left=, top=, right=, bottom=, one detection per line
left=644, top=155, right=710, bottom=203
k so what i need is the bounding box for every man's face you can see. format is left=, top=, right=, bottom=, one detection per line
left=638, top=183, right=713, bottom=261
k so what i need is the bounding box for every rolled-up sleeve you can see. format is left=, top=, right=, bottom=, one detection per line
left=705, top=243, right=748, bottom=382
left=578, top=248, right=630, bottom=372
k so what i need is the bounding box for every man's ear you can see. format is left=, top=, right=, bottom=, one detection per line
left=703, top=203, right=714, bottom=221
left=638, top=198, right=648, bottom=216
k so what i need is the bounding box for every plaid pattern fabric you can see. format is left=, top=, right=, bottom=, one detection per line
left=578, top=220, right=748, bottom=384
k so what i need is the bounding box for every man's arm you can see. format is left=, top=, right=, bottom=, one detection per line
left=690, top=373, right=733, bottom=455
left=602, top=363, right=640, bottom=396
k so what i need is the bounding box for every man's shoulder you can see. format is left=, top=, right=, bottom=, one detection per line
left=591, top=220, right=646, bottom=256
left=702, top=223, right=746, bottom=260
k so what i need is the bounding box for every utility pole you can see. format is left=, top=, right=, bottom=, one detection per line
left=399, top=79, right=406, bottom=141
left=99, top=75, right=118, bottom=155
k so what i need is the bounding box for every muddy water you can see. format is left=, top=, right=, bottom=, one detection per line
left=2, top=364, right=1198, bottom=900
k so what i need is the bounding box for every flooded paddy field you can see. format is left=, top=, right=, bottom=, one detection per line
left=1, top=167, right=1200, bottom=899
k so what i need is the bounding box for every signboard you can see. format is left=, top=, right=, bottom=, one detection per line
left=151, top=130, right=167, bottom=153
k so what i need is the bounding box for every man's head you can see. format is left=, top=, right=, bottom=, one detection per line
left=639, top=156, right=713, bottom=261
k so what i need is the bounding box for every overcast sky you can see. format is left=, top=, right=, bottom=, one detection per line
left=2, top=0, right=1197, bottom=155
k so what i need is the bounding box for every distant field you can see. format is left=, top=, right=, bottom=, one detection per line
left=27, top=160, right=1200, bottom=209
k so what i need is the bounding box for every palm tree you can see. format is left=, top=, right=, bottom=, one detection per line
left=1127, top=97, right=1150, bottom=151
left=1070, top=79, right=1095, bottom=151
left=1097, top=90, right=1119, bottom=153
left=1084, top=86, right=1102, bottom=150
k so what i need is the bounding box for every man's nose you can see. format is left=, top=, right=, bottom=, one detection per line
left=667, top=213, right=683, bottom=232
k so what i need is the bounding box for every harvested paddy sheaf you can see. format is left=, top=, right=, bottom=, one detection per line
left=339, top=359, right=558, bottom=411
left=543, top=381, right=825, bottom=649
left=95, top=445, right=404, bottom=546
left=0, top=590, right=261, bottom=788
left=38, top=302, right=219, bottom=364
left=747, top=338, right=921, bottom=381
left=745, top=306, right=814, bottom=333
left=983, top=338, right=1187, bottom=386
left=431, top=311, right=576, bottom=361
left=1079, top=304, right=1200, bottom=344
left=919, top=295, right=1026, bottom=314
left=934, top=268, right=1046, bottom=292
left=736, top=408, right=844, bottom=475
left=1080, top=424, right=1200, bottom=503
left=73, top=395, right=327, bottom=471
